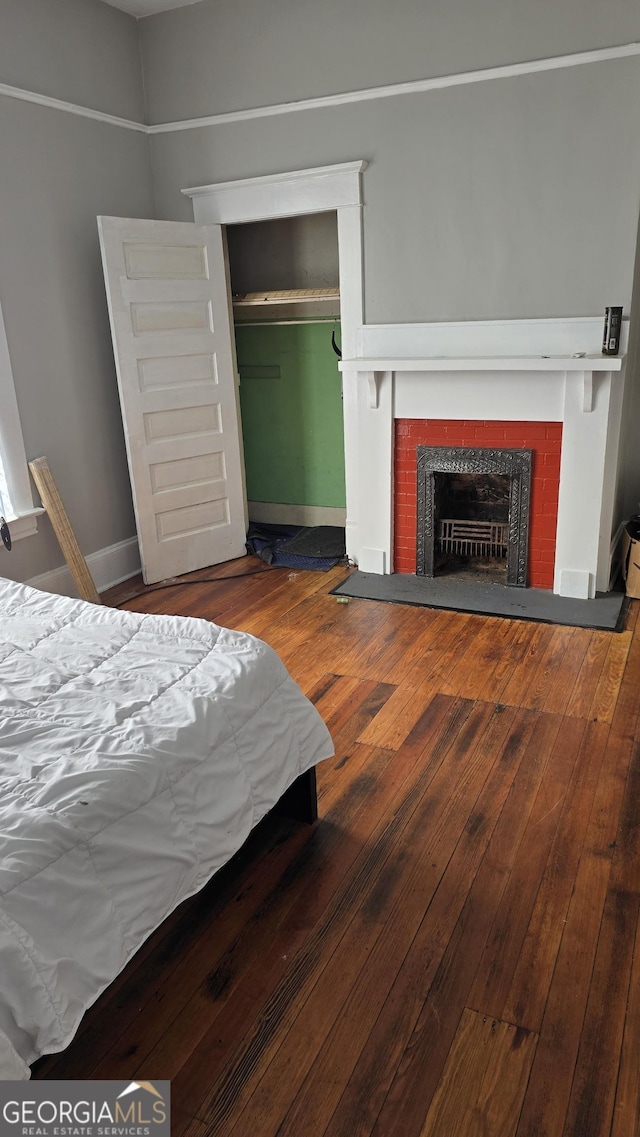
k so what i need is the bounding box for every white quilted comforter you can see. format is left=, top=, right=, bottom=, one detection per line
left=0, top=577, right=333, bottom=1079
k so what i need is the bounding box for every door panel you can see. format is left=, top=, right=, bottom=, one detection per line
left=98, top=217, right=247, bottom=584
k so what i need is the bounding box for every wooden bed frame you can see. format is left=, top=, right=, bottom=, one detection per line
left=273, top=766, right=318, bottom=825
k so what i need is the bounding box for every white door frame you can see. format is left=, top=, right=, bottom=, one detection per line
left=182, top=161, right=367, bottom=559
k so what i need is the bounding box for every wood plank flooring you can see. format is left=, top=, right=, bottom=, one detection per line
left=33, top=561, right=640, bottom=1137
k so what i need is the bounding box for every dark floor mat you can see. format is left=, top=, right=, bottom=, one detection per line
left=330, top=571, right=627, bottom=630
left=278, top=525, right=346, bottom=560
left=247, top=522, right=346, bottom=571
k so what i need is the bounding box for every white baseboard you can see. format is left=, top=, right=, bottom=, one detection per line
left=248, top=501, right=347, bottom=526
left=27, top=536, right=141, bottom=598
left=28, top=507, right=348, bottom=598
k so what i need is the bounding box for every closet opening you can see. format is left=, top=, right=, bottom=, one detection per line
left=226, top=212, right=346, bottom=562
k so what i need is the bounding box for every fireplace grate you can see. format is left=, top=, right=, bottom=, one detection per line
left=417, top=446, right=532, bottom=585
left=437, top=519, right=508, bottom=558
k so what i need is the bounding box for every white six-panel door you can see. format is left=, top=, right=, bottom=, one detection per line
left=98, top=217, right=247, bottom=584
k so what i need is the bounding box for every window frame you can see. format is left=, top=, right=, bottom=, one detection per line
left=0, top=298, right=42, bottom=541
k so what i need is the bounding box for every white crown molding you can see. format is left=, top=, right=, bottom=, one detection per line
left=0, top=82, right=148, bottom=132
left=2, top=41, right=639, bottom=135
left=149, top=42, right=640, bottom=134
left=27, top=536, right=141, bottom=598
left=101, top=0, right=203, bottom=16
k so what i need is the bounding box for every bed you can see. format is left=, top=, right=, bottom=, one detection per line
left=0, top=576, right=333, bottom=1080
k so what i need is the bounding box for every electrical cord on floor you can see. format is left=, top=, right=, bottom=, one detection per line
left=114, top=564, right=277, bottom=607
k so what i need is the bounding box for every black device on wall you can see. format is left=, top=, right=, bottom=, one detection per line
left=602, top=306, right=623, bottom=355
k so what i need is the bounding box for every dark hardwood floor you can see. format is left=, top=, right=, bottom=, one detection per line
left=33, top=559, right=640, bottom=1137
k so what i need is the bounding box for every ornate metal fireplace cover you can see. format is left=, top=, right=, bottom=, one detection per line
left=416, top=446, right=533, bottom=586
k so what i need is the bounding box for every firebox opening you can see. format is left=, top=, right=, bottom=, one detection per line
left=433, top=472, right=510, bottom=583
left=416, top=445, right=532, bottom=587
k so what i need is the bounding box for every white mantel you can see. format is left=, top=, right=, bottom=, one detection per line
left=340, top=354, right=622, bottom=414
left=339, top=318, right=628, bottom=599
left=340, top=355, right=623, bottom=370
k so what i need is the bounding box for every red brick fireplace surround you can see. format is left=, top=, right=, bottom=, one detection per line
left=394, top=419, right=563, bottom=589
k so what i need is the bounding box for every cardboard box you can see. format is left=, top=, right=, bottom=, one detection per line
left=621, top=527, right=640, bottom=599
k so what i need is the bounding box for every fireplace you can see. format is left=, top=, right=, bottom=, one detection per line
left=416, top=445, right=533, bottom=585
left=339, top=317, right=626, bottom=599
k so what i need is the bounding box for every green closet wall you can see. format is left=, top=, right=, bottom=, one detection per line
left=235, top=322, right=345, bottom=508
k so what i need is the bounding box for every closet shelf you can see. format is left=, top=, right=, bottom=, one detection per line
left=232, top=287, right=340, bottom=326
left=232, top=288, right=340, bottom=307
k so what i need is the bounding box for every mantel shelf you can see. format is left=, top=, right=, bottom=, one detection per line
left=339, top=354, right=624, bottom=412
left=339, top=355, right=624, bottom=373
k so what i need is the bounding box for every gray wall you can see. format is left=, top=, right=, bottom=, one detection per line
left=0, top=0, right=155, bottom=583
left=0, top=0, right=146, bottom=120
left=148, top=58, right=640, bottom=322
left=3, top=0, right=640, bottom=583
left=141, top=0, right=640, bottom=530
left=140, top=0, right=640, bottom=123
left=141, top=0, right=640, bottom=318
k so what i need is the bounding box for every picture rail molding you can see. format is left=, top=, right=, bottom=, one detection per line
left=1, top=41, right=639, bottom=134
